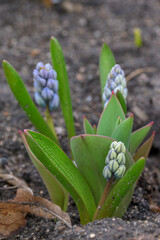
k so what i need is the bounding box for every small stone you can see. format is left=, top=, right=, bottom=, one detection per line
left=89, top=233, right=96, bottom=238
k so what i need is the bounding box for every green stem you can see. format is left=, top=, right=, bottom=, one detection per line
left=45, top=107, right=60, bottom=146
left=93, top=176, right=113, bottom=221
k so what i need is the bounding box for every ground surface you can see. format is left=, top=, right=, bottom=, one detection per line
left=0, top=0, right=160, bottom=239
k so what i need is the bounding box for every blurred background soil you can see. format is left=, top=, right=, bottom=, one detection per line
left=0, top=0, right=160, bottom=239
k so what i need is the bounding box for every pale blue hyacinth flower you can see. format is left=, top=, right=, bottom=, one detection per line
left=103, top=64, right=128, bottom=108
left=33, top=62, right=59, bottom=111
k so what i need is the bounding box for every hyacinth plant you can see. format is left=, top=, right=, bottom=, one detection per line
left=3, top=39, right=154, bottom=225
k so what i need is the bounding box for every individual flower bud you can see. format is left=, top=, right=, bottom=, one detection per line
left=115, top=75, right=123, bottom=85
left=34, top=92, right=46, bottom=108
left=114, top=85, right=124, bottom=95
left=114, top=165, right=126, bottom=179
left=48, top=69, right=57, bottom=79
left=103, top=166, right=112, bottom=180
left=117, top=153, right=125, bottom=165
left=41, top=87, right=54, bottom=101
left=114, top=142, right=126, bottom=154
left=44, top=63, right=52, bottom=71
left=110, top=141, right=118, bottom=150
left=39, top=69, right=49, bottom=79
left=34, top=81, right=43, bottom=93
left=48, top=93, right=59, bottom=111
left=108, top=160, right=119, bottom=173
left=103, top=91, right=107, bottom=102
left=110, top=81, right=117, bottom=90
left=36, top=76, right=46, bottom=87
left=47, top=79, right=59, bottom=91
left=108, top=149, right=117, bottom=160
left=33, top=69, right=39, bottom=78
left=104, top=87, right=112, bottom=98
left=36, top=62, right=44, bottom=71
left=105, top=155, right=110, bottom=164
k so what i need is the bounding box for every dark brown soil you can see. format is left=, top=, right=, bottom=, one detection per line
left=0, top=0, right=160, bottom=239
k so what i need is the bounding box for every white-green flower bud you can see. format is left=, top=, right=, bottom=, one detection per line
left=114, top=165, right=126, bottom=179
left=105, top=155, right=110, bottom=164
left=117, top=153, right=125, bottom=165
left=110, top=141, right=117, bottom=150
left=108, top=160, right=119, bottom=173
left=103, top=166, right=112, bottom=180
left=108, top=149, right=117, bottom=160
left=114, top=142, right=126, bottom=154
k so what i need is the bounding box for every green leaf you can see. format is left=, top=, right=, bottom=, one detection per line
left=20, top=131, right=68, bottom=211
left=97, top=158, right=145, bottom=219
left=83, top=116, right=94, bottom=134
left=3, top=60, right=58, bottom=144
left=99, top=43, right=116, bottom=104
left=116, top=90, right=127, bottom=114
left=97, top=93, right=126, bottom=137
left=111, top=114, right=133, bottom=149
left=130, top=122, right=153, bottom=155
left=133, top=131, right=155, bottom=162
left=23, top=130, right=96, bottom=224
left=71, top=135, right=134, bottom=206
left=50, top=37, right=75, bottom=139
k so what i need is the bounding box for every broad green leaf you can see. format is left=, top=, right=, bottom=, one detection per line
left=50, top=37, right=75, bottom=139
left=83, top=116, right=94, bottom=134
left=111, top=114, right=133, bottom=149
left=97, top=93, right=125, bottom=137
left=20, top=131, right=68, bottom=211
left=99, top=43, right=116, bottom=103
left=71, top=135, right=134, bottom=206
left=116, top=90, right=127, bottom=114
left=3, top=61, right=58, bottom=144
left=133, top=131, right=155, bottom=162
left=130, top=122, right=153, bottom=155
left=97, top=158, right=145, bottom=219
left=23, top=130, right=96, bottom=224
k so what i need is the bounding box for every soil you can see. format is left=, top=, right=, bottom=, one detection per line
left=0, top=0, right=160, bottom=239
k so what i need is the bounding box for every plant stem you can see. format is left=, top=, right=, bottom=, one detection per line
left=45, top=106, right=60, bottom=146
left=93, top=176, right=113, bottom=221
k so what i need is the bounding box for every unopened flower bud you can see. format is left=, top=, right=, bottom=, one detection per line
left=41, top=87, right=54, bottom=101
left=36, top=62, right=44, bottom=71
left=108, top=149, right=117, bottom=160
left=110, top=141, right=118, bottom=150
left=103, top=166, right=112, bottom=180
left=114, top=142, right=126, bottom=154
left=114, top=165, right=126, bottom=179
left=47, top=79, right=59, bottom=91
left=44, top=63, right=52, bottom=71
left=39, top=69, right=49, bottom=79
left=117, top=153, right=125, bottom=165
left=108, top=160, right=119, bottom=173
left=34, top=81, right=43, bottom=93
left=48, top=69, right=57, bottom=79
left=36, top=76, right=46, bottom=87
left=48, top=93, right=59, bottom=111
left=34, top=92, right=46, bottom=108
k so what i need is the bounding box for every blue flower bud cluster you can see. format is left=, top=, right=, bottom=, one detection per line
left=33, top=62, right=59, bottom=111
left=103, top=141, right=126, bottom=181
left=103, top=64, right=128, bottom=108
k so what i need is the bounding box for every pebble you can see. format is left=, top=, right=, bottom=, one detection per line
left=89, top=233, right=96, bottom=238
